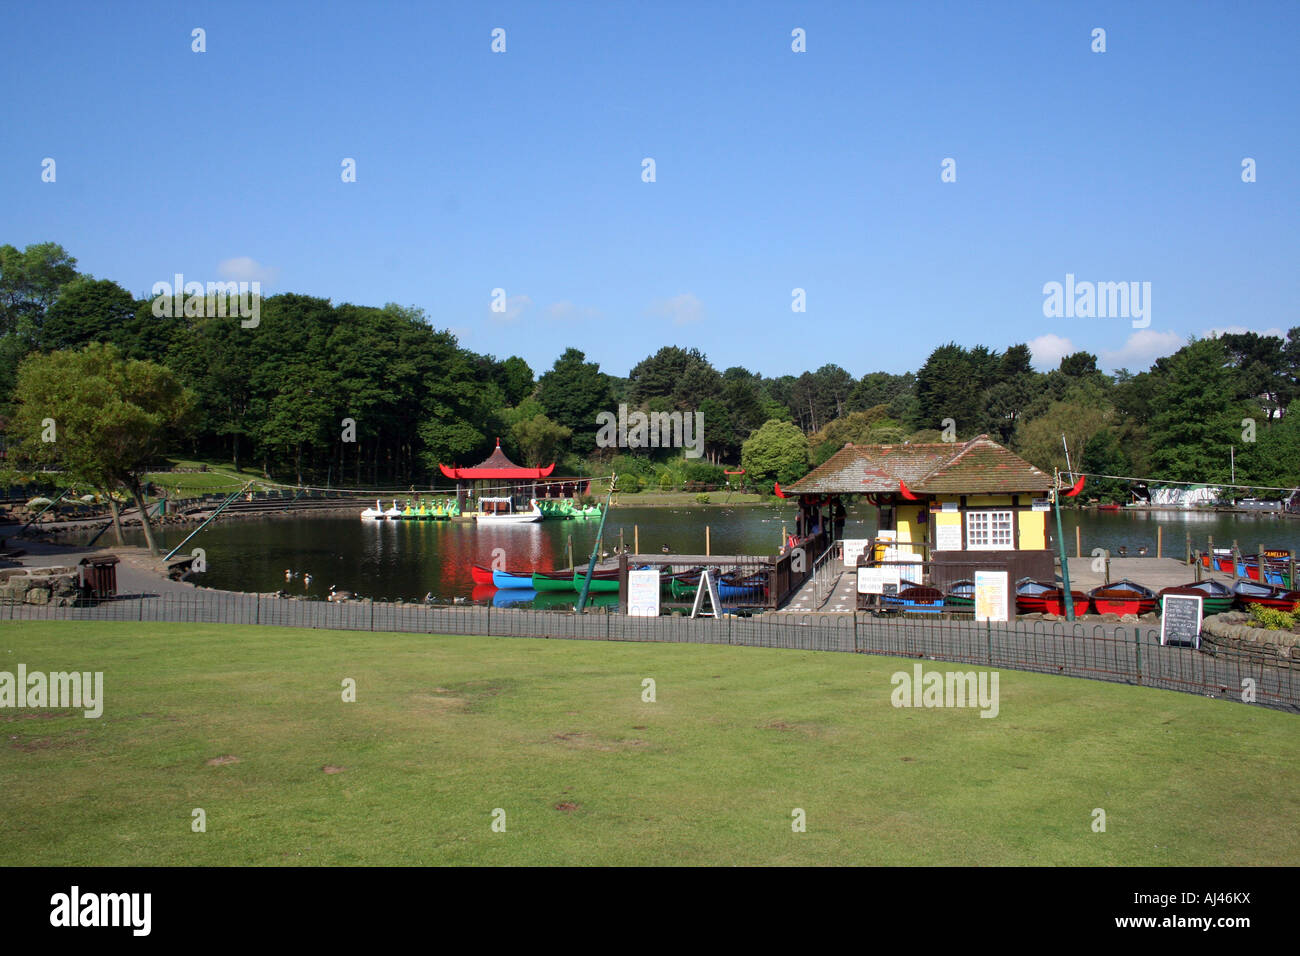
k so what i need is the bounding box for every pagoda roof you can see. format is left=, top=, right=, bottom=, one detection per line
left=786, top=435, right=1052, bottom=495
left=439, top=439, right=555, bottom=480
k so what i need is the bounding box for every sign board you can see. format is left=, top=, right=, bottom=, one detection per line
left=942, top=501, right=958, bottom=513
left=627, top=569, right=660, bottom=617
left=974, top=570, right=1009, bottom=623
left=881, top=583, right=899, bottom=601
left=1160, top=594, right=1202, bottom=648
left=1032, top=498, right=1050, bottom=512
left=842, top=539, right=871, bottom=568
left=896, top=552, right=923, bottom=584
left=935, top=522, right=962, bottom=552
left=690, top=569, right=722, bottom=618
left=857, top=566, right=900, bottom=594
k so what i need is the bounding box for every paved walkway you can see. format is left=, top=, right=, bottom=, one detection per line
left=778, top=568, right=856, bottom=613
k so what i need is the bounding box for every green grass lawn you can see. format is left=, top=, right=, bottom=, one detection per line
left=2, top=622, right=1296, bottom=866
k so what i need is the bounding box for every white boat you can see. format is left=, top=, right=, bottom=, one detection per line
left=383, top=499, right=402, bottom=519
left=360, top=499, right=385, bottom=520
left=475, top=497, right=543, bottom=524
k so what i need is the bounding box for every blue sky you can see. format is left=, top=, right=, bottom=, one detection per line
left=4, top=1, right=1297, bottom=380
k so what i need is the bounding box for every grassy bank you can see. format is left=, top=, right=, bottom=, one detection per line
left=3, top=622, right=1296, bottom=866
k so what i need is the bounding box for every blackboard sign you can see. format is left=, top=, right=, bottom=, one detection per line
left=1160, top=594, right=1202, bottom=648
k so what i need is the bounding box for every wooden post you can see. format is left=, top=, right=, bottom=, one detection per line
left=567, top=535, right=573, bottom=571
left=1157, top=526, right=1162, bottom=559
left=1075, top=525, right=1081, bottom=559
left=1185, top=530, right=1191, bottom=565
left=1104, top=550, right=1111, bottom=585
left=706, top=525, right=711, bottom=556
left=634, top=525, right=639, bottom=556
left=1290, top=550, right=1295, bottom=590
left=1194, top=551, right=1202, bottom=582
left=619, top=528, right=625, bottom=556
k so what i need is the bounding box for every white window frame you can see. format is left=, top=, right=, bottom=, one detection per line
left=966, top=509, right=1014, bottom=551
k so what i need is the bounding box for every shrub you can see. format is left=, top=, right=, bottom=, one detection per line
left=695, top=493, right=711, bottom=504
left=1247, top=603, right=1297, bottom=631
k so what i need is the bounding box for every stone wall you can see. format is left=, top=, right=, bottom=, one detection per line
left=0, top=566, right=82, bottom=606
left=1202, top=611, right=1299, bottom=670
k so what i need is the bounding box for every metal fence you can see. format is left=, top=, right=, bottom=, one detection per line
left=5, top=593, right=1296, bottom=712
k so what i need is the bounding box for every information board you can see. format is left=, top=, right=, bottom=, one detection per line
left=857, top=566, right=900, bottom=594
left=1160, top=594, right=1202, bottom=648
left=1031, top=498, right=1050, bottom=512
left=842, top=539, right=871, bottom=568
left=974, top=570, right=1009, bottom=622
left=627, top=569, right=660, bottom=617
left=935, top=522, right=962, bottom=552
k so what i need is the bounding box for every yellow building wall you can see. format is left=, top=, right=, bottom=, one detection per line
left=927, top=494, right=1047, bottom=551
left=1018, top=511, right=1046, bottom=550
left=895, top=506, right=927, bottom=554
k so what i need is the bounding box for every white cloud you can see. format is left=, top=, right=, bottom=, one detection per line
left=1027, top=334, right=1075, bottom=370
left=1099, top=329, right=1185, bottom=370
left=547, top=300, right=603, bottom=321
left=1202, top=325, right=1286, bottom=340
left=217, top=257, right=280, bottom=286
left=489, top=294, right=533, bottom=323
left=648, top=292, right=704, bottom=326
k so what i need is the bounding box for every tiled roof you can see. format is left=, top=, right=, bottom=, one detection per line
left=786, top=435, right=1052, bottom=495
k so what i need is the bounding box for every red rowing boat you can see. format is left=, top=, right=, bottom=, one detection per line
left=1088, top=579, right=1157, bottom=615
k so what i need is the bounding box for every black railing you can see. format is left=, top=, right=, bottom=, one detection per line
left=5, top=592, right=1296, bottom=712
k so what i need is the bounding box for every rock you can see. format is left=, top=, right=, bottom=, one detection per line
left=1120, top=613, right=1139, bottom=623
left=24, top=587, right=50, bottom=605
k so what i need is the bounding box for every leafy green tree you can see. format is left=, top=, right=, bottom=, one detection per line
left=1145, top=338, right=1247, bottom=483
left=537, top=348, right=614, bottom=455
left=8, top=343, right=195, bottom=554
left=509, top=413, right=571, bottom=466
left=39, top=277, right=138, bottom=351
left=741, top=419, right=810, bottom=489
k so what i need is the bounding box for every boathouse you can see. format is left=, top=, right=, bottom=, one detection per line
left=439, top=439, right=590, bottom=510
left=782, top=435, right=1057, bottom=586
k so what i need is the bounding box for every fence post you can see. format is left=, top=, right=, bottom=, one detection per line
left=986, top=620, right=992, bottom=666
left=370, top=601, right=374, bottom=632
left=256, top=593, right=260, bottom=626
left=1134, top=628, right=1142, bottom=686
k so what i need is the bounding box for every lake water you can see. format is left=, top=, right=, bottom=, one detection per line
left=64, top=503, right=1300, bottom=605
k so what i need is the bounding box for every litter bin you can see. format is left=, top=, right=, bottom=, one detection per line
left=78, top=554, right=120, bottom=599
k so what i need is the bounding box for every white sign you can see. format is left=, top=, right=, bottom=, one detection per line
left=690, top=568, right=722, bottom=618
left=942, top=502, right=958, bottom=513
left=842, top=539, right=871, bottom=568
left=935, top=522, right=962, bottom=552
left=1032, top=498, right=1050, bottom=512
left=974, top=570, right=1009, bottom=622
left=856, top=566, right=900, bottom=594
left=627, top=569, right=660, bottom=617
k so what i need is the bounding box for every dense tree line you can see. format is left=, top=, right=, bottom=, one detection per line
left=4, top=241, right=1298, bottom=499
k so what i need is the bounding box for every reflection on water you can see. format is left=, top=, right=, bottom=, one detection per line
left=56, top=503, right=1300, bottom=604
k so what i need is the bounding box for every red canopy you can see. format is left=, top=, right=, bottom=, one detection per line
left=439, top=439, right=555, bottom=480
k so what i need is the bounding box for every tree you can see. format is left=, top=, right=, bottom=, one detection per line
left=627, top=346, right=721, bottom=409
left=1145, top=338, right=1247, bottom=483
left=509, top=413, right=571, bottom=466
left=40, top=277, right=139, bottom=352
left=0, top=242, right=79, bottom=403
left=537, top=348, right=614, bottom=455
left=8, top=343, right=195, bottom=554
left=741, top=419, right=810, bottom=489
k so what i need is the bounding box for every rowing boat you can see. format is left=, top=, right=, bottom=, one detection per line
left=1088, top=579, right=1158, bottom=615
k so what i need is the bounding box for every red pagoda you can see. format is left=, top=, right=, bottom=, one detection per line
left=440, top=439, right=588, bottom=508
